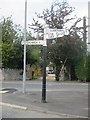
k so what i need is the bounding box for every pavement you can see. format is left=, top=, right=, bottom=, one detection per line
left=1, top=91, right=88, bottom=118
left=1, top=89, right=76, bottom=118
left=0, top=76, right=89, bottom=118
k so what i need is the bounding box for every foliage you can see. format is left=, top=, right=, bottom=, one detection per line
left=0, top=17, right=23, bottom=68
left=2, top=40, right=41, bottom=69
left=87, top=53, right=90, bottom=82
left=1, top=17, right=18, bottom=42
left=1, top=17, right=41, bottom=69
left=26, top=46, right=41, bottom=66
left=48, top=34, right=84, bottom=80
left=30, top=0, right=83, bottom=81
left=75, top=55, right=88, bottom=82
left=0, top=42, right=2, bottom=68
left=75, top=53, right=90, bottom=82
left=2, top=42, right=23, bottom=68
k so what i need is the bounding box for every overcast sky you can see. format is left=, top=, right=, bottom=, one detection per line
left=0, top=0, right=89, bottom=28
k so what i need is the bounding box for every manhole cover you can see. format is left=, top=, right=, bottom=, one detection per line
left=0, top=88, right=17, bottom=93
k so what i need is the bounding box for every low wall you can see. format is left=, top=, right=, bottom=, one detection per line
left=0, top=68, right=42, bottom=81
left=0, top=68, right=23, bottom=81
left=0, top=68, right=31, bottom=81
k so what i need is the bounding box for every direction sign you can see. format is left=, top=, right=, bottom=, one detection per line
left=49, top=28, right=64, bottom=33
left=21, top=40, right=47, bottom=46
left=46, top=28, right=65, bottom=39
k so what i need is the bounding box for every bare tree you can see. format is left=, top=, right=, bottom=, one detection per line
left=29, top=0, right=84, bottom=81
left=29, top=1, right=81, bottom=33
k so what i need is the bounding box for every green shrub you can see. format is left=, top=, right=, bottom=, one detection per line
left=75, top=56, right=88, bottom=82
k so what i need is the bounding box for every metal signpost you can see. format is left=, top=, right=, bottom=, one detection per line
left=22, top=26, right=47, bottom=102
left=22, top=25, right=65, bottom=101
left=41, top=24, right=48, bottom=103
left=22, top=1, right=65, bottom=101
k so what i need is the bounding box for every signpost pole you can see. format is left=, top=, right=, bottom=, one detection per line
left=42, top=25, right=48, bottom=103
left=23, top=0, right=27, bottom=93
left=42, top=45, right=47, bottom=103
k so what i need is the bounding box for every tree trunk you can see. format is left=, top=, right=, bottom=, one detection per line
left=55, top=66, right=60, bottom=81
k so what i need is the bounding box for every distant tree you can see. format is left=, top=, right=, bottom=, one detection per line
left=26, top=45, right=41, bottom=66
left=87, top=53, right=90, bottom=82
left=2, top=41, right=23, bottom=68
left=48, top=34, right=84, bottom=81
left=30, top=1, right=76, bottom=31
left=1, top=17, right=18, bottom=42
left=1, top=17, right=41, bottom=69
left=75, top=52, right=90, bottom=82
left=30, top=0, right=83, bottom=81
left=75, top=56, right=87, bottom=82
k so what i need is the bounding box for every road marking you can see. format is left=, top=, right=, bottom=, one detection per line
left=0, top=102, right=87, bottom=118
left=26, top=89, right=88, bottom=92
left=46, top=111, right=88, bottom=118
left=0, top=91, right=8, bottom=93
left=27, top=105, right=87, bottom=118
left=0, top=102, right=27, bottom=110
left=83, top=108, right=89, bottom=110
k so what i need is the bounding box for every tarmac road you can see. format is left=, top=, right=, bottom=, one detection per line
left=0, top=80, right=89, bottom=118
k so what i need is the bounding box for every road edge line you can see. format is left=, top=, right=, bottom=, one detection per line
left=0, top=102, right=27, bottom=110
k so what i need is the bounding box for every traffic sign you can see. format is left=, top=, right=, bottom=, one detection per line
left=49, top=28, right=64, bottom=33
left=46, top=28, right=65, bottom=39
left=21, top=40, right=47, bottom=46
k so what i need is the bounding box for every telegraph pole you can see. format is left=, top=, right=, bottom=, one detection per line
left=88, top=1, right=90, bottom=52
left=83, top=17, right=87, bottom=43
left=83, top=16, right=87, bottom=82
left=23, top=0, right=27, bottom=93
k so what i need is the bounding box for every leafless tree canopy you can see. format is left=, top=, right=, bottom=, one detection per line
left=29, top=1, right=82, bottom=35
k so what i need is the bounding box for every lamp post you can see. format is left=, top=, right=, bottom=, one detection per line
left=23, top=0, right=27, bottom=93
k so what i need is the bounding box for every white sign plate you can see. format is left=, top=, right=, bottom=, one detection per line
left=46, top=28, right=65, bottom=39
left=49, top=28, right=64, bottom=32
left=21, top=40, right=47, bottom=46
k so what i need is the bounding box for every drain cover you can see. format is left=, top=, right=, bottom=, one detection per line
left=0, top=88, right=17, bottom=93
